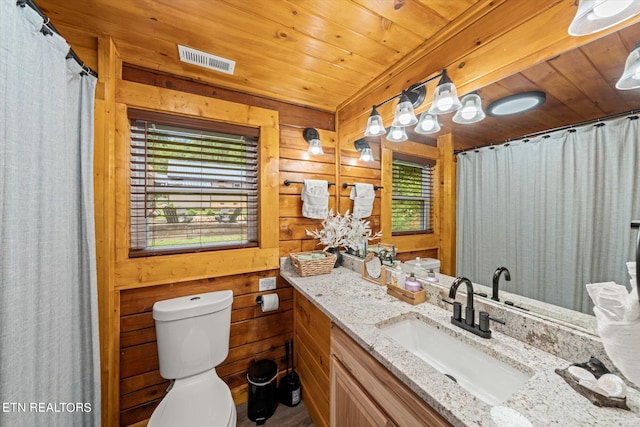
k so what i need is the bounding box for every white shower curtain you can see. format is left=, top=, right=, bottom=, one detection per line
left=457, top=116, right=640, bottom=314
left=0, top=2, right=100, bottom=426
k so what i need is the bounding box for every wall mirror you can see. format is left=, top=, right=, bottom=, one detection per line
left=440, top=24, right=640, bottom=335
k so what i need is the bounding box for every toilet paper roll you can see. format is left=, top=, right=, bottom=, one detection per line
left=260, top=293, right=279, bottom=312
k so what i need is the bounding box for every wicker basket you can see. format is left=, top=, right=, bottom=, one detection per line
left=290, top=251, right=337, bottom=276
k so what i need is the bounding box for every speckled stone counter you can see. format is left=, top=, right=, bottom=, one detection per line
left=280, top=260, right=640, bottom=426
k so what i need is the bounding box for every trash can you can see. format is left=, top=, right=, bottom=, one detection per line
left=247, top=359, right=278, bottom=425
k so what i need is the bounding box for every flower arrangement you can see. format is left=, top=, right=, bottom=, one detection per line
left=306, top=210, right=382, bottom=251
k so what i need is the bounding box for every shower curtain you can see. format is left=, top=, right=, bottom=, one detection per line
left=0, top=2, right=100, bottom=426
left=457, top=115, right=640, bottom=314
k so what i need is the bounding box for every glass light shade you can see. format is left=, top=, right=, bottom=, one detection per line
left=568, top=0, right=640, bottom=36
left=414, top=111, right=441, bottom=134
left=452, top=93, right=485, bottom=124
left=391, top=92, right=418, bottom=127
left=386, top=126, right=408, bottom=142
left=428, top=81, right=462, bottom=115
left=616, top=43, right=640, bottom=90
left=359, top=147, right=374, bottom=162
left=364, top=107, right=387, bottom=137
left=307, top=138, right=324, bottom=155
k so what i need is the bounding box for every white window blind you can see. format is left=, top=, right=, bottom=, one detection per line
left=391, top=156, right=434, bottom=234
left=129, top=109, right=259, bottom=256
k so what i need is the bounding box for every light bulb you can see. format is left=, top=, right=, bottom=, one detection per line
left=369, top=124, right=381, bottom=134
left=437, top=91, right=454, bottom=111
left=593, top=0, right=633, bottom=18
left=307, top=139, right=323, bottom=155
left=398, top=109, right=412, bottom=125
left=460, top=105, right=476, bottom=120
left=420, top=119, right=435, bottom=132
left=359, top=147, right=374, bottom=162
left=391, top=128, right=403, bottom=139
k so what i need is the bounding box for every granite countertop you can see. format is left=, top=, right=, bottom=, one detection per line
left=280, top=260, right=640, bottom=427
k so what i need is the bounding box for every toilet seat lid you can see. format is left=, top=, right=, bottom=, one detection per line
left=149, top=373, right=235, bottom=427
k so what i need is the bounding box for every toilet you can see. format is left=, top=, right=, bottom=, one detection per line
left=148, top=290, right=237, bottom=427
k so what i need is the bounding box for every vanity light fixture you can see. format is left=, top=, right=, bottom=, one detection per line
left=453, top=92, right=485, bottom=124
left=354, top=138, right=374, bottom=162
left=486, top=91, right=546, bottom=117
left=616, top=41, right=640, bottom=90
left=303, top=127, right=323, bottom=155
left=414, top=112, right=441, bottom=134
left=568, top=0, right=640, bottom=36
left=363, top=69, right=473, bottom=138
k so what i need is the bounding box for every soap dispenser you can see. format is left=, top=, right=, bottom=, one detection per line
left=404, top=273, right=422, bottom=292
left=425, top=269, right=439, bottom=283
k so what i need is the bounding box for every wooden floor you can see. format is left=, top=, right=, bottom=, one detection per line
left=236, top=400, right=314, bottom=427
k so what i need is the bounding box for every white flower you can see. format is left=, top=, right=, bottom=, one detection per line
left=306, top=210, right=382, bottom=250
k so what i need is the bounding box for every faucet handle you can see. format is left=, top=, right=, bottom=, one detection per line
left=479, top=311, right=506, bottom=332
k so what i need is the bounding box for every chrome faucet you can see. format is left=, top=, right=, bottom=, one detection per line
left=492, top=266, right=511, bottom=302
left=448, top=276, right=503, bottom=338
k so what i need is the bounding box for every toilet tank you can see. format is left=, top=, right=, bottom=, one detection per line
left=153, top=290, right=233, bottom=379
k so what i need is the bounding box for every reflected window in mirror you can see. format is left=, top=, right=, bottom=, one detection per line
left=391, top=154, right=435, bottom=235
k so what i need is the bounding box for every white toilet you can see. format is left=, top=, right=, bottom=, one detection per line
left=148, top=290, right=237, bottom=427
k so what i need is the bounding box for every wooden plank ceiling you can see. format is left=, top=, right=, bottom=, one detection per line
left=39, top=0, right=640, bottom=149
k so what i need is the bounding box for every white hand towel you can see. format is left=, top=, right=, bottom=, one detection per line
left=301, top=179, right=329, bottom=219
left=586, top=280, right=640, bottom=387
left=349, top=183, right=375, bottom=218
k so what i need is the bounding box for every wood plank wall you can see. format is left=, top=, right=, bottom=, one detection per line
left=117, top=67, right=336, bottom=426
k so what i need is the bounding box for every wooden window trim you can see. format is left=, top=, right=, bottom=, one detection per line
left=113, top=80, right=280, bottom=289
left=381, top=140, right=441, bottom=253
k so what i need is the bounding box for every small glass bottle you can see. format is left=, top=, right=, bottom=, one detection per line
left=425, top=269, right=439, bottom=283
left=392, top=261, right=405, bottom=287
left=412, top=257, right=426, bottom=280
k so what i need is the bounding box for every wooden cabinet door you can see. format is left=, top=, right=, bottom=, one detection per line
left=331, top=355, right=395, bottom=427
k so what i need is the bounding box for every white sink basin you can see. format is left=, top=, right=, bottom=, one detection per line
left=380, top=317, right=532, bottom=405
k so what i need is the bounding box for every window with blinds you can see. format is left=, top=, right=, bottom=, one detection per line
left=391, top=155, right=434, bottom=234
left=129, top=109, right=259, bottom=256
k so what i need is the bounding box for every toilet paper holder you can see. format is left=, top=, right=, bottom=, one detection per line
left=256, top=294, right=279, bottom=312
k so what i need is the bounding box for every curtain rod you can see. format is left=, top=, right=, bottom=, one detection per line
left=17, top=0, right=98, bottom=78
left=454, top=109, right=640, bottom=155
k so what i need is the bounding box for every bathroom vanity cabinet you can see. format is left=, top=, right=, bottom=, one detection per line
left=293, top=290, right=331, bottom=427
left=330, top=325, right=451, bottom=427
left=283, top=262, right=640, bottom=426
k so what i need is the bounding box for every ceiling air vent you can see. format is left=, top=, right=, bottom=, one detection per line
left=178, top=45, right=236, bottom=75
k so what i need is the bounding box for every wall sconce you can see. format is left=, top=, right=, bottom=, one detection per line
left=616, top=41, right=640, bottom=90
left=354, top=138, right=374, bottom=162
left=303, top=127, right=323, bottom=155
left=568, top=0, right=640, bottom=36
left=453, top=92, right=485, bottom=124
left=363, top=68, right=478, bottom=139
